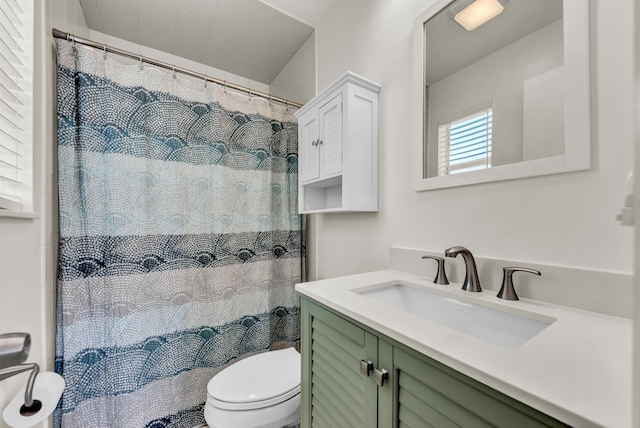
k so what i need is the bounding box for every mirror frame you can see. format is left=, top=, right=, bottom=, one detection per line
left=412, top=0, right=591, bottom=191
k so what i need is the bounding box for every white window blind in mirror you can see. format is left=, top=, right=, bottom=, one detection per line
left=438, top=108, right=492, bottom=176
left=0, top=0, right=33, bottom=212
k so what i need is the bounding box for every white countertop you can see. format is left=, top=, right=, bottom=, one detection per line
left=295, top=269, right=633, bottom=428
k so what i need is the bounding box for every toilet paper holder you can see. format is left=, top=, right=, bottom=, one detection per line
left=0, top=333, right=42, bottom=416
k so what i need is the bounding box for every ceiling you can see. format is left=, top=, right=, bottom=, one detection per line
left=78, top=0, right=337, bottom=85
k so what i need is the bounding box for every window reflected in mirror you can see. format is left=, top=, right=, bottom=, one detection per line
left=437, top=104, right=493, bottom=176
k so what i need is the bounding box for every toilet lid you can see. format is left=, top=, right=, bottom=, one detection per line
left=207, top=347, right=300, bottom=411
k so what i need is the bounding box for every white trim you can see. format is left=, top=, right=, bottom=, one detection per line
left=0, top=0, right=34, bottom=212
left=0, top=209, right=39, bottom=219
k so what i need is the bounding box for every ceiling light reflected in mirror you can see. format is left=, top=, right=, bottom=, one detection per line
left=450, top=0, right=510, bottom=31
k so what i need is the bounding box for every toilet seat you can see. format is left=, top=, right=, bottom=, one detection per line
left=208, top=385, right=300, bottom=411
left=207, top=347, right=301, bottom=411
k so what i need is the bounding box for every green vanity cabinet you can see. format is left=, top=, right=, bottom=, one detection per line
left=301, top=297, right=569, bottom=428
left=300, top=297, right=378, bottom=426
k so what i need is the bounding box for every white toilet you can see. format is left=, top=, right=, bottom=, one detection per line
left=204, top=347, right=301, bottom=428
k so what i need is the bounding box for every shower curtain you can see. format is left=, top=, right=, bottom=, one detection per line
left=54, top=39, right=304, bottom=427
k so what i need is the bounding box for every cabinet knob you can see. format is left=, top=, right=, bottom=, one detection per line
left=360, top=360, right=373, bottom=377
left=373, top=368, right=388, bottom=387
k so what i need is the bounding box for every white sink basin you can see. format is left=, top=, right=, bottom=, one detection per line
left=357, top=283, right=555, bottom=348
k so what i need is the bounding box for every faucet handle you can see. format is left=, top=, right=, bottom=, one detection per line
left=497, top=267, right=541, bottom=301
left=421, top=256, right=449, bottom=285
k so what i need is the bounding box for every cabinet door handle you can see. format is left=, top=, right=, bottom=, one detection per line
left=311, top=140, right=317, bottom=146
left=317, top=139, right=323, bottom=145
left=360, top=360, right=373, bottom=377
left=373, top=368, right=388, bottom=387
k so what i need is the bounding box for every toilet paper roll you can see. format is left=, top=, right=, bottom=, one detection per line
left=2, top=372, right=65, bottom=428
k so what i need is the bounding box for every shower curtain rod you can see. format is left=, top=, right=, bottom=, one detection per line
left=52, top=28, right=304, bottom=109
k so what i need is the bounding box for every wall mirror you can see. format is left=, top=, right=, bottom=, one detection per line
left=412, top=0, right=590, bottom=191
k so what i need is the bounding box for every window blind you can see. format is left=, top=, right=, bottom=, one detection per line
left=0, top=0, right=31, bottom=211
left=438, top=108, right=492, bottom=176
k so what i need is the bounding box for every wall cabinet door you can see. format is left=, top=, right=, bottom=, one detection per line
left=299, top=94, right=343, bottom=184
left=299, top=112, right=320, bottom=183
left=318, top=93, right=343, bottom=178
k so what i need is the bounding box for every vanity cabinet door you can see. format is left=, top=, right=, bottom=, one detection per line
left=385, top=345, right=569, bottom=428
left=301, top=299, right=378, bottom=428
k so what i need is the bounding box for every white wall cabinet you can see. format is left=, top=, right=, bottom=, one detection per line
left=295, top=72, right=380, bottom=213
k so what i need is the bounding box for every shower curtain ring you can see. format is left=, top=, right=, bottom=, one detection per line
left=172, top=66, right=176, bottom=79
left=139, top=55, right=143, bottom=70
left=103, top=44, right=107, bottom=60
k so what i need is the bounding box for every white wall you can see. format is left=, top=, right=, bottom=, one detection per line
left=310, top=3, right=636, bottom=421
left=311, top=0, right=633, bottom=280
left=271, top=32, right=317, bottom=105
left=634, top=2, right=640, bottom=425
left=0, top=1, right=87, bottom=427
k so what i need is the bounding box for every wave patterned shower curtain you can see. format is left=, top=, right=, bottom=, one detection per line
left=54, top=40, right=304, bottom=427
